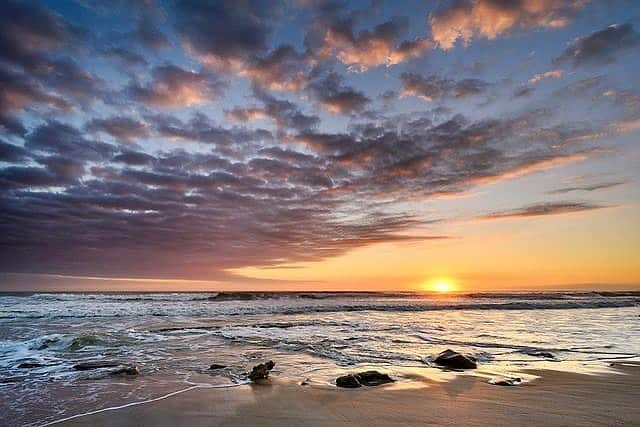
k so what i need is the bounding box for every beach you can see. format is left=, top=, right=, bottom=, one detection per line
left=55, top=363, right=640, bottom=426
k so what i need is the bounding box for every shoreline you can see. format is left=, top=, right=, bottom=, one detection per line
left=52, top=362, right=640, bottom=427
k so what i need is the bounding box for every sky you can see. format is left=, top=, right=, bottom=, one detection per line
left=0, top=0, right=639, bottom=292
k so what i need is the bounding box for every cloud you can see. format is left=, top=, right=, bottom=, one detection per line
left=475, top=201, right=613, bottom=220
left=308, top=72, right=370, bottom=113
left=25, top=121, right=115, bottom=161
left=241, top=45, right=310, bottom=91
left=174, top=1, right=276, bottom=66
left=128, top=65, right=225, bottom=107
left=547, top=181, right=627, bottom=194
left=112, top=150, right=156, bottom=166
left=429, top=0, right=586, bottom=50
left=400, top=73, right=489, bottom=101
left=555, top=23, right=640, bottom=67
left=0, top=0, right=72, bottom=71
left=314, top=16, right=432, bottom=71
left=86, top=116, right=149, bottom=142
left=529, top=69, right=563, bottom=84
left=0, top=68, right=71, bottom=135
left=0, top=139, right=28, bottom=162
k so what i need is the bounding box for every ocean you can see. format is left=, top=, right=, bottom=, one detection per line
left=1, top=291, right=639, bottom=426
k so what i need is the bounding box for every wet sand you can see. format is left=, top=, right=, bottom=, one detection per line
left=56, top=363, right=640, bottom=427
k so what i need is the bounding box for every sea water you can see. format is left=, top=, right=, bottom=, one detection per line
left=0, top=291, right=638, bottom=426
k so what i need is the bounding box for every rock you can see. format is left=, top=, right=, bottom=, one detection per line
left=247, top=360, right=275, bottom=382
left=355, top=370, right=394, bottom=386
left=109, top=365, right=140, bottom=376
left=336, top=371, right=395, bottom=388
left=336, top=374, right=362, bottom=388
left=17, top=362, right=44, bottom=369
left=73, top=361, right=121, bottom=371
left=209, top=364, right=226, bottom=370
left=489, top=377, right=522, bottom=386
left=433, top=349, right=477, bottom=370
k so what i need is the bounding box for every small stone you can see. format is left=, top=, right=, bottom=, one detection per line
left=209, top=364, right=226, bottom=370
left=433, top=349, right=477, bottom=370
left=248, top=360, right=275, bottom=382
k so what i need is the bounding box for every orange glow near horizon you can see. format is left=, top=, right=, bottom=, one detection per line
left=424, top=278, right=458, bottom=293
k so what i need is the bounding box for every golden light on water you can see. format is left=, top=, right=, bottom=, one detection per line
left=424, top=278, right=458, bottom=293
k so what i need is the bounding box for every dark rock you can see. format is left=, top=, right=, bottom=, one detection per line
left=433, top=349, right=477, bottom=370
left=73, top=361, right=120, bottom=371
left=355, top=370, right=394, bottom=386
left=17, top=362, right=44, bottom=369
left=336, top=370, right=394, bottom=388
left=109, top=365, right=140, bottom=376
left=209, top=364, right=227, bottom=370
left=248, top=360, right=275, bottom=382
left=336, top=374, right=362, bottom=388
left=489, top=377, right=522, bottom=386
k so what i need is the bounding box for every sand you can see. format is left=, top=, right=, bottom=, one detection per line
left=55, top=363, right=640, bottom=426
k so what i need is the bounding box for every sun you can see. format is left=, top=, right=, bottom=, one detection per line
left=424, top=278, right=458, bottom=293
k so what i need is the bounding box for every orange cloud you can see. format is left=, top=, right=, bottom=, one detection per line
left=429, top=0, right=586, bottom=50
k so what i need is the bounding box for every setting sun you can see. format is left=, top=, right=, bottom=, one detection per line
left=425, top=279, right=458, bottom=293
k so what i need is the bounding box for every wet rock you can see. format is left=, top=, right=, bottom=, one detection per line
left=209, top=364, right=226, bottom=370
left=73, top=361, right=120, bottom=371
left=356, top=371, right=394, bottom=386
left=17, top=362, right=44, bottom=369
left=336, top=374, right=362, bottom=388
left=247, top=360, right=275, bottom=382
left=336, top=371, right=395, bottom=388
left=433, top=349, right=477, bottom=370
left=109, top=365, right=140, bottom=376
left=489, top=377, right=522, bottom=386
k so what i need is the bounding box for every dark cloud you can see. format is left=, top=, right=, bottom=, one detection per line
left=476, top=202, right=613, bottom=221
left=400, top=73, right=489, bottom=101
left=0, top=67, right=71, bottom=114
left=555, top=23, right=640, bottom=67
left=174, top=1, right=277, bottom=65
left=0, top=0, right=71, bottom=72
left=86, top=116, right=149, bottom=142
left=128, top=65, right=225, bottom=107
left=547, top=181, right=628, bottom=194
left=112, top=150, right=156, bottom=166
left=308, top=72, right=370, bottom=113
left=25, top=121, right=115, bottom=161
left=0, top=139, right=28, bottom=162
